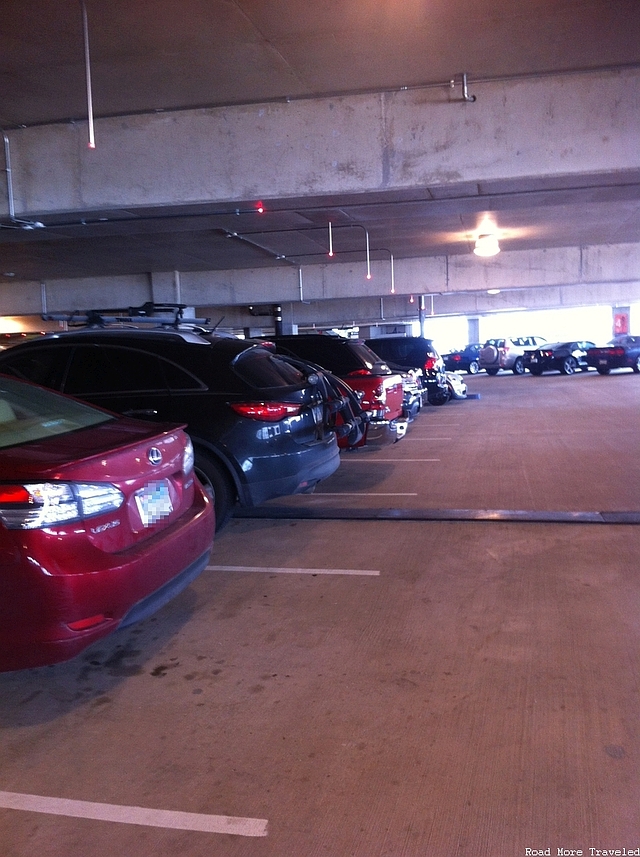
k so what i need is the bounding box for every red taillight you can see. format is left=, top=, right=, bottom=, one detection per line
left=346, top=369, right=372, bottom=377
left=371, top=383, right=385, bottom=403
left=229, top=402, right=302, bottom=422
left=451, top=355, right=461, bottom=363
left=0, top=485, right=31, bottom=504
left=424, top=356, right=437, bottom=371
left=612, top=347, right=625, bottom=357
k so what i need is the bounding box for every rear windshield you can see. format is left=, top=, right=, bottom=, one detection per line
left=232, top=347, right=307, bottom=388
left=0, top=376, right=113, bottom=449
left=277, top=338, right=391, bottom=375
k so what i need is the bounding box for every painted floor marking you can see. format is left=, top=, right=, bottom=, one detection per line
left=207, top=565, right=380, bottom=576
left=314, top=492, right=418, bottom=496
left=341, top=458, right=440, bottom=462
left=0, top=791, right=268, bottom=837
left=402, top=436, right=452, bottom=441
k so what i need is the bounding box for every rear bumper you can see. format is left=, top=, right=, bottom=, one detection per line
left=0, top=487, right=214, bottom=671
left=237, top=436, right=341, bottom=507
left=364, top=417, right=409, bottom=445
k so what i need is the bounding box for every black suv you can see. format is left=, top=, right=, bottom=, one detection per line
left=363, top=336, right=450, bottom=405
left=0, top=324, right=341, bottom=529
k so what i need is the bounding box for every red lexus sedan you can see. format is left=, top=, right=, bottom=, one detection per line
left=0, top=375, right=214, bottom=671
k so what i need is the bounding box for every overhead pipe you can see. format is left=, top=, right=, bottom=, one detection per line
left=1, top=131, right=45, bottom=229
left=2, top=131, right=15, bottom=221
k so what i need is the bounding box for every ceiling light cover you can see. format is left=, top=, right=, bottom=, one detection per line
left=474, top=234, right=500, bottom=257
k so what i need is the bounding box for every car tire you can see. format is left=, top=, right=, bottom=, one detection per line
left=633, top=357, right=640, bottom=374
left=560, top=356, right=577, bottom=375
left=485, top=368, right=499, bottom=376
left=428, top=387, right=451, bottom=406
left=194, top=451, right=236, bottom=531
left=596, top=366, right=611, bottom=375
left=468, top=360, right=479, bottom=374
left=529, top=367, right=543, bottom=376
left=512, top=357, right=525, bottom=375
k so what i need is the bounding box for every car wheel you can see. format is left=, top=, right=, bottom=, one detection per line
left=194, top=451, right=236, bottom=531
left=512, top=357, right=525, bottom=375
left=529, top=367, right=543, bottom=376
left=468, top=360, right=479, bottom=374
left=560, top=356, right=577, bottom=375
left=633, top=357, right=640, bottom=374
left=428, top=387, right=451, bottom=406
left=596, top=366, right=611, bottom=375
left=486, top=368, right=499, bottom=376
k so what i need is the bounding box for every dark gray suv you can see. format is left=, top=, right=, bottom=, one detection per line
left=363, top=336, right=450, bottom=405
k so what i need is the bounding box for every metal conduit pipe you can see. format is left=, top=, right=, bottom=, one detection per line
left=2, top=130, right=16, bottom=221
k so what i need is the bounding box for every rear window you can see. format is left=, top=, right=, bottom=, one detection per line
left=366, top=338, right=427, bottom=366
left=233, top=347, right=306, bottom=388
left=0, top=376, right=113, bottom=450
left=0, top=345, right=71, bottom=389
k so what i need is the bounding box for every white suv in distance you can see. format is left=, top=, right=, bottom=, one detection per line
left=479, top=336, right=547, bottom=375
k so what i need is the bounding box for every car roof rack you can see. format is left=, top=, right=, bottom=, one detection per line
left=43, top=302, right=211, bottom=329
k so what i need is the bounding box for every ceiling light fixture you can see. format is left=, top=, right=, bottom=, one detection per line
left=474, top=233, right=500, bottom=257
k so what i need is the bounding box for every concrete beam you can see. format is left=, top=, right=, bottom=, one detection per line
left=3, top=68, right=639, bottom=215
left=2, top=242, right=639, bottom=330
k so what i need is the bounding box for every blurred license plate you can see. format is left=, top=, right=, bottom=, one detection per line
left=312, top=404, right=323, bottom=424
left=599, top=359, right=607, bottom=365
left=135, top=480, right=173, bottom=527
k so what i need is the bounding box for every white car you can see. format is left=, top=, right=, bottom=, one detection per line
left=446, top=372, right=468, bottom=400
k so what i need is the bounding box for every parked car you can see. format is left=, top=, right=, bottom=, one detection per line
left=524, top=341, right=595, bottom=375
left=442, top=343, right=482, bottom=374
left=258, top=334, right=408, bottom=445
left=398, top=370, right=424, bottom=419
left=446, top=371, right=468, bottom=400
left=479, top=336, right=547, bottom=375
left=362, top=336, right=450, bottom=405
left=0, top=374, right=214, bottom=671
left=0, top=326, right=341, bottom=530
left=586, top=336, right=640, bottom=374
left=269, top=351, right=369, bottom=449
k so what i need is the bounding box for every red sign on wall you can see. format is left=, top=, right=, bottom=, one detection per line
left=614, top=313, right=629, bottom=335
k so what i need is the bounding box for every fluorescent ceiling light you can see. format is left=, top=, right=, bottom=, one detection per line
left=474, top=234, right=500, bottom=257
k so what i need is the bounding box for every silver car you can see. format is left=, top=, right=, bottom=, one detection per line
left=479, top=336, right=547, bottom=375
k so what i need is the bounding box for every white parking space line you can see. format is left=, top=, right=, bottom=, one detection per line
left=207, top=565, right=380, bottom=576
left=314, top=492, right=418, bottom=496
left=0, top=792, right=268, bottom=837
left=401, top=437, right=452, bottom=441
left=341, top=458, right=440, bottom=462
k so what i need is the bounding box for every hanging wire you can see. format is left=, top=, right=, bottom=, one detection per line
left=365, top=230, right=371, bottom=279
left=81, top=0, right=96, bottom=149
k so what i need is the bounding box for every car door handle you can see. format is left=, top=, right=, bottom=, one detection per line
left=123, top=408, right=159, bottom=417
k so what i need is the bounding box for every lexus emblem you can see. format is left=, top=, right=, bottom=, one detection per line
left=147, top=447, right=163, bottom=465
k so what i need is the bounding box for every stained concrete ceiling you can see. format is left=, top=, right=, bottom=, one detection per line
left=1, top=0, right=640, bottom=283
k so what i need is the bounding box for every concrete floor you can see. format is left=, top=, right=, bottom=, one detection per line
left=1, top=369, right=639, bottom=856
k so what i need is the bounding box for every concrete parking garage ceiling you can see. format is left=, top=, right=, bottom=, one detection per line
left=1, top=0, right=640, bottom=282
